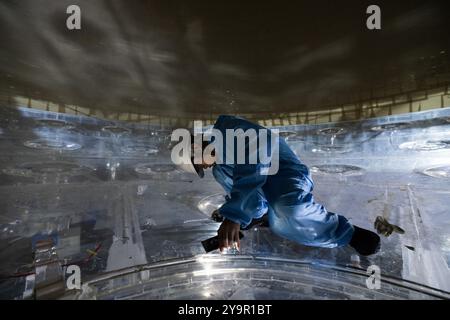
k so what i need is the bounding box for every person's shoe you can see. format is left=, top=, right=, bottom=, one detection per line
left=349, top=226, right=381, bottom=256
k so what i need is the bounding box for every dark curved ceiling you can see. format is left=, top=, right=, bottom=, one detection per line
left=0, top=0, right=449, bottom=116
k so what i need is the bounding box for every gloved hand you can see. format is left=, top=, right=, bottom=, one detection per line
left=218, top=219, right=241, bottom=252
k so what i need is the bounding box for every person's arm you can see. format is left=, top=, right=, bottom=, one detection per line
left=218, top=163, right=269, bottom=228
left=217, top=163, right=269, bottom=251
left=212, top=115, right=272, bottom=251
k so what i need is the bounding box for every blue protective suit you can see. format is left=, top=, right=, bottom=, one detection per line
left=211, top=115, right=354, bottom=248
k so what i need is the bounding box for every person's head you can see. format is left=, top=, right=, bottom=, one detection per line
left=190, top=134, right=216, bottom=177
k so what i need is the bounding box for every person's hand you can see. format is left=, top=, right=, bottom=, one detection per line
left=218, top=219, right=241, bottom=252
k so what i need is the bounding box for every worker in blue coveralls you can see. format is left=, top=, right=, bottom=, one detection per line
left=187, top=115, right=380, bottom=256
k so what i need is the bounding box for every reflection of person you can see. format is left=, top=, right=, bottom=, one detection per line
left=183, top=115, right=380, bottom=256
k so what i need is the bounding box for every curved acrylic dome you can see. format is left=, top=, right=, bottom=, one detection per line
left=74, top=255, right=449, bottom=300
left=0, top=106, right=449, bottom=300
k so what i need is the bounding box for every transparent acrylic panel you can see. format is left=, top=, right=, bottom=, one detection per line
left=0, top=105, right=449, bottom=299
